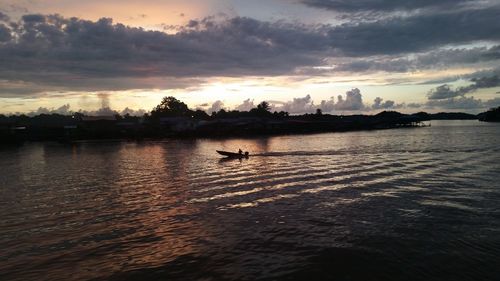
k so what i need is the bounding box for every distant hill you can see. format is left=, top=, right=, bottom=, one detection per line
left=478, top=107, right=500, bottom=122
left=431, top=112, right=478, bottom=120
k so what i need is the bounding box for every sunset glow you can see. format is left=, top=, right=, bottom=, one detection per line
left=1, top=0, right=499, bottom=115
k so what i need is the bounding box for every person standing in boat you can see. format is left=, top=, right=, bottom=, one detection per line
left=238, top=149, right=243, bottom=155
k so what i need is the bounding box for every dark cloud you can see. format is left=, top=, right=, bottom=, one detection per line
left=301, top=0, right=472, bottom=12
left=426, top=96, right=485, bottom=110
left=428, top=75, right=500, bottom=100
left=396, top=96, right=500, bottom=111
left=334, top=57, right=412, bottom=73
left=335, top=46, right=500, bottom=73
left=418, top=76, right=462, bottom=85
left=21, top=14, right=46, bottom=23
left=0, top=5, right=499, bottom=98
left=471, top=75, right=500, bottom=88
left=407, top=103, right=422, bottom=109
left=420, top=72, right=500, bottom=109
left=482, top=45, right=500, bottom=60
left=0, top=11, right=10, bottom=22
left=0, top=14, right=333, bottom=96
left=327, top=6, right=500, bottom=56
left=0, top=23, right=11, bottom=42
left=372, top=97, right=395, bottom=110
left=427, top=84, right=469, bottom=100
left=0, top=74, right=205, bottom=98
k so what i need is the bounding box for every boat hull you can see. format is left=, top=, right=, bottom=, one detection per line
left=216, top=150, right=249, bottom=158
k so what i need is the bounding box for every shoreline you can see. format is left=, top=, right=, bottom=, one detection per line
left=1, top=122, right=428, bottom=145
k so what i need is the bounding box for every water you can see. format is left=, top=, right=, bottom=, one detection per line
left=1, top=120, right=499, bottom=281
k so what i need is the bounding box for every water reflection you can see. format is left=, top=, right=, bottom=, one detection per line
left=1, top=121, right=500, bottom=281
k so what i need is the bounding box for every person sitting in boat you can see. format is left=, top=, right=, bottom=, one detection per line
left=245, top=151, right=249, bottom=157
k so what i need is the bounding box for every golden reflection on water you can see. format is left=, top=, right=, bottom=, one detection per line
left=1, top=121, right=500, bottom=281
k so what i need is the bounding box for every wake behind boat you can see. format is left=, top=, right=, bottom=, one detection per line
left=217, top=150, right=249, bottom=158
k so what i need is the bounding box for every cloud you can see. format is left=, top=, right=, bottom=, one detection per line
left=269, top=88, right=367, bottom=114
left=0, top=14, right=332, bottom=97
left=120, top=107, right=147, bottom=116
left=484, top=97, right=500, bottom=109
left=86, top=107, right=118, bottom=116
left=206, top=100, right=226, bottom=114
left=21, top=14, right=46, bottom=23
left=334, top=88, right=365, bottom=111
left=97, top=93, right=111, bottom=109
left=327, top=5, right=500, bottom=56
left=271, top=94, right=316, bottom=113
left=26, top=104, right=148, bottom=116
left=318, top=98, right=336, bottom=112
left=334, top=46, right=500, bottom=73
left=235, top=99, right=255, bottom=111
left=0, top=23, right=11, bottom=42
left=406, top=95, right=500, bottom=110
left=426, top=96, right=485, bottom=110
left=372, top=97, right=396, bottom=110
left=471, top=75, right=500, bottom=88
left=0, top=4, right=498, bottom=102
left=428, top=75, right=500, bottom=100
left=0, top=12, right=10, bottom=22
left=407, top=103, right=422, bottom=109
left=482, top=45, right=500, bottom=60
left=427, top=84, right=469, bottom=100
left=28, top=104, right=72, bottom=116
left=301, top=0, right=473, bottom=12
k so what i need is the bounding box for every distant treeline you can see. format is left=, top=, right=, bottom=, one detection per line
left=0, top=97, right=498, bottom=144
left=478, top=107, right=500, bottom=122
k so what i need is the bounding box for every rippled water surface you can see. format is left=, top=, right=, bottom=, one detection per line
left=1, top=120, right=500, bottom=281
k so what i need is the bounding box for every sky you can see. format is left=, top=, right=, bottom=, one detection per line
left=1, top=0, right=500, bottom=115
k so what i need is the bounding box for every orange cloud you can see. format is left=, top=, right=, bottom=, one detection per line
left=3, top=0, right=219, bottom=28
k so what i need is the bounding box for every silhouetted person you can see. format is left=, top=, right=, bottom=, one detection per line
left=239, top=149, right=243, bottom=155
left=245, top=151, right=249, bottom=157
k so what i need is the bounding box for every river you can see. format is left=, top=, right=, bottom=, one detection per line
left=1, top=120, right=499, bottom=281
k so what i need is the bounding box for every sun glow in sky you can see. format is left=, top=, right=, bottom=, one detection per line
left=0, top=0, right=499, bottom=115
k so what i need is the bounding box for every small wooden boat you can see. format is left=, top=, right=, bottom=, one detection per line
left=217, top=150, right=249, bottom=158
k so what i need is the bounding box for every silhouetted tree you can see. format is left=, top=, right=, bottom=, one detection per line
left=250, top=101, right=273, bottom=117
left=316, top=108, right=323, bottom=116
left=257, top=101, right=270, bottom=112
left=479, top=106, right=500, bottom=122
left=193, top=109, right=210, bottom=120
left=151, top=96, right=192, bottom=117
left=72, top=112, right=84, bottom=121
left=273, top=111, right=289, bottom=118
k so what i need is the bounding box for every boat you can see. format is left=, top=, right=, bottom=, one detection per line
left=216, top=150, right=249, bottom=158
